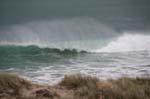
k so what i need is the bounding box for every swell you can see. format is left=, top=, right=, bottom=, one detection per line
left=0, top=18, right=150, bottom=53
left=0, top=18, right=116, bottom=51
left=0, top=45, right=86, bottom=67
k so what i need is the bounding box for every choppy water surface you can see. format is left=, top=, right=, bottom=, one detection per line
left=0, top=0, right=150, bottom=84
left=0, top=45, right=149, bottom=84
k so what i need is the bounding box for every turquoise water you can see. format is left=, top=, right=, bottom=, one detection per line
left=0, top=0, right=149, bottom=84
left=0, top=45, right=150, bottom=84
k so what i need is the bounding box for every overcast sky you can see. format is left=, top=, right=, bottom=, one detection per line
left=0, top=0, right=150, bottom=34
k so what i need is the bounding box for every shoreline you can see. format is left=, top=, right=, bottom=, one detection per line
left=0, top=73, right=150, bottom=99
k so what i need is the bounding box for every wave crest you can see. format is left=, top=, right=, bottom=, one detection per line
left=94, top=33, right=150, bottom=53
left=0, top=45, right=87, bottom=66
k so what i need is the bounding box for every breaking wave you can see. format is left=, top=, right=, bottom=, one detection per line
left=0, top=45, right=86, bottom=67
left=0, top=18, right=150, bottom=53
left=94, top=33, right=150, bottom=53
left=0, top=17, right=116, bottom=51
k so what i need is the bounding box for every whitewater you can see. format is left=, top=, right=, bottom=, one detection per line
left=0, top=18, right=150, bottom=84
left=0, top=18, right=150, bottom=52
left=94, top=33, right=150, bottom=52
left=0, top=33, right=150, bottom=84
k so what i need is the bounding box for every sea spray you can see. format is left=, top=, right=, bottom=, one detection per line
left=94, top=33, right=150, bottom=52
left=0, top=17, right=116, bottom=50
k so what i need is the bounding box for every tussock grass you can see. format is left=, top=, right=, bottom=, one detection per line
left=0, top=73, right=53, bottom=99
left=0, top=73, right=150, bottom=99
left=99, top=77, right=150, bottom=99
left=59, top=74, right=98, bottom=88
left=59, top=74, right=150, bottom=99
left=59, top=74, right=99, bottom=99
left=0, top=73, right=31, bottom=96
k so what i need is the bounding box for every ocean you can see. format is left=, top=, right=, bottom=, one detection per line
left=0, top=0, right=150, bottom=84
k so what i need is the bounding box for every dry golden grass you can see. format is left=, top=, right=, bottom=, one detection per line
left=59, top=74, right=98, bottom=88
left=59, top=74, right=99, bottom=99
left=0, top=73, right=31, bottom=96
left=98, top=77, right=150, bottom=99
left=0, top=73, right=150, bottom=99
left=59, top=74, right=150, bottom=99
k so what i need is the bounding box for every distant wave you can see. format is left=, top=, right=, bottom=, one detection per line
left=0, top=45, right=86, bottom=66
left=1, top=33, right=150, bottom=54
left=0, top=45, right=86, bottom=56
left=0, top=18, right=150, bottom=53
left=94, top=33, right=150, bottom=53
left=0, top=17, right=116, bottom=51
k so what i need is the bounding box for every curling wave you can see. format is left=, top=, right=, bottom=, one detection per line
left=0, top=17, right=115, bottom=51
left=0, top=45, right=86, bottom=67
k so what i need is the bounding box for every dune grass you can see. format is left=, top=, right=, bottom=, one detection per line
left=59, top=74, right=150, bottom=99
left=0, top=73, right=31, bottom=96
left=100, top=77, right=150, bottom=99
left=59, top=74, right=99, bottom=99
left=0, top=73, right=150, bottom=99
